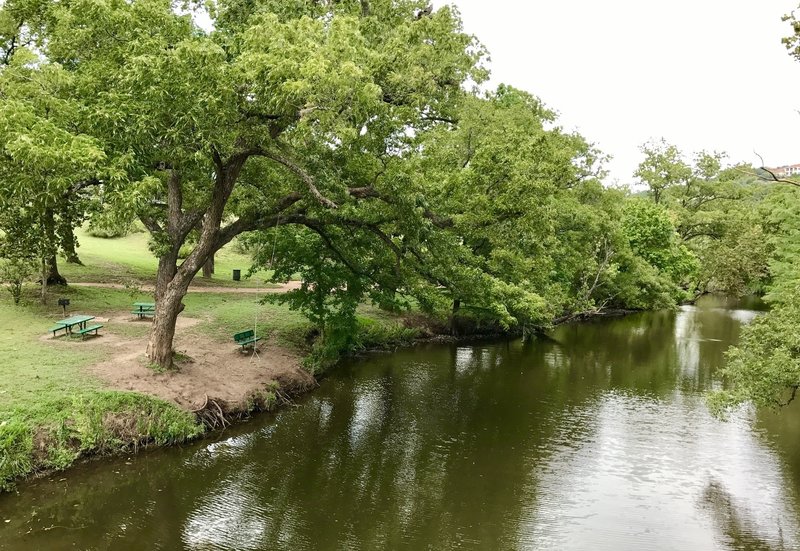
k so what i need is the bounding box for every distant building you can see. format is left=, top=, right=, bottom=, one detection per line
left=766, top=164, right=800, bottom=178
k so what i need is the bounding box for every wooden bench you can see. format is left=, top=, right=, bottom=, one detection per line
left=75, top=324, right=103, bottom=338
left=233, top=329, right=261, bottom=351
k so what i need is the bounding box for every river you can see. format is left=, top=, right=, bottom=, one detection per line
left=1, top=295, right=799, bottom=550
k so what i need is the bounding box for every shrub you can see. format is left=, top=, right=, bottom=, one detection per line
left=0, top=257, right=37, bottom=305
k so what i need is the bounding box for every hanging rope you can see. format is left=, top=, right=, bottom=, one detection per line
left=251, top=217, right=281, bottom=363
left=269, top=215, right=281, bottom=268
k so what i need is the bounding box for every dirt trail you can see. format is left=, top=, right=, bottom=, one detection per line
left=71, top=281, right=302, bottom=294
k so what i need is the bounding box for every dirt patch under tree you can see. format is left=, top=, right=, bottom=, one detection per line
left=63, top=313, right=315, bottom=413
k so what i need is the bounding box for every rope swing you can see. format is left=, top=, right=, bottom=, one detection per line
left=250, top=217, right=281, bottom=362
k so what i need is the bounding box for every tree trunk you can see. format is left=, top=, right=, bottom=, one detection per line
left=40, top=258, right=48, bottom=305
left=146, top=282, right=187, bottom=370
left=146, top=248, right=184, bottom=369
left=450, top=298, right=461, bottom=336
left=62, top=225, right=82, bottom=265
left=202, top=254, right=215, bottom=278
left=145, top=160, right=249, bottom=370
left=42, top=208, right=67, bottom=285
left=46, top=253, right=67, bottom=286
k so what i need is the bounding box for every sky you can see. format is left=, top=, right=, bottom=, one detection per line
left=435, top=0, right=800, bottom=184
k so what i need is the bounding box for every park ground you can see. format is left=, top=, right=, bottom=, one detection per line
left=0, top=228, right=425, bottom=491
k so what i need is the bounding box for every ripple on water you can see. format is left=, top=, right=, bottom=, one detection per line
left=516, top=391, right=799, bottom=550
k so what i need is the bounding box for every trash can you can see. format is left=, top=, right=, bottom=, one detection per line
left=232, top=269, right=241, bottom=281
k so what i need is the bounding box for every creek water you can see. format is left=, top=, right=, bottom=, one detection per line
left=2, top=295, right=800, bottom=550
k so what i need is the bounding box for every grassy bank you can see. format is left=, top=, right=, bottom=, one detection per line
left=0, top=288, right=206, bottom=490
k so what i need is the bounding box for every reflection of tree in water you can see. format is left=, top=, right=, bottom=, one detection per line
left=702, top=480, right=791, bottom=551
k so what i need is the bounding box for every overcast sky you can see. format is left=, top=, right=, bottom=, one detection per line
left=437, top=0, right=800, bottom=184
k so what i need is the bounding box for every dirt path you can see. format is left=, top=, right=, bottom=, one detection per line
left=71, top=281, right=302, bottom=294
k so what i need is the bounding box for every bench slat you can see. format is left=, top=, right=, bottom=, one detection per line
left=76, top=324, right=103, bottom=335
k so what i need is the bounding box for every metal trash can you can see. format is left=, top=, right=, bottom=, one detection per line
left=232, top=269, right=241, bottom=281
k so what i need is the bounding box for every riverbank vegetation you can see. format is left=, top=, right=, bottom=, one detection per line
left=2, top=0, right=800, bottom=489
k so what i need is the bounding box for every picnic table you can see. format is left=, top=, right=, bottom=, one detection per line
left=48, top=315, right=103, bottom=338
left=131, top=302, right=155, bottom=319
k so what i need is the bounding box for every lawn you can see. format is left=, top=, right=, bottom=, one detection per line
left=59, top=227, right=279, bottom=288
left=0, top=296, right=106, bottom=416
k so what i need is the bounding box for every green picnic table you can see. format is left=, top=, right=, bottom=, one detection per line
left=131, top=302, right=156, bottom=319
left=48, top=315, right=103, bottom=338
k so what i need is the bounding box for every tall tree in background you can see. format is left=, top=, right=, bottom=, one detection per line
left=635, top=139, right=692, bottom=205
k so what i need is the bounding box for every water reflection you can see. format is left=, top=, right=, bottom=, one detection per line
left=1, top=296, right=798, bottom=550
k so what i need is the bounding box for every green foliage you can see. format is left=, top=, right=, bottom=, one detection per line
left=710, top=284, right=800, bottom=414
left=304, top=316, right=420, bottom=374
left=635, top=139, right=692, bottom=204
left=761, top=185, right=800, bottom=300
left=621, top=199, right=698, bottom=289
left=633, top=140, right=772, bottom=298
left=0, top=255, right=37, bottom=304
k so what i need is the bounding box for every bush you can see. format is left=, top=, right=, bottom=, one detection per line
left=0, top=257, right=37, bottom=305
left=304, top=317, right=420, bottom=374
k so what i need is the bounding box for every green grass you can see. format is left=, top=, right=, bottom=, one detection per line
left=186, top=293, right=313, bottom=349
left=0, top=287, right=203, bottom=490
left=0, top=293, right=106, bottom=412
left=60, top=227, right=279, bottom=288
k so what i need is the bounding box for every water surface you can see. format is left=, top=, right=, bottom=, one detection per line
left=2, top=295, right=799, bottom=550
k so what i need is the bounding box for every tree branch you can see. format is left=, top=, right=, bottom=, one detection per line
left=139, top=214, right=163, bottom=234
left=257, top=149, right=339, bottom=209
left=745, top=152, right=800, bottom=188
left=166, top=169, right=183, bottom=236
left=345, top=186, right=454, bottom=228
left=216, top=192, right=304, bottom=247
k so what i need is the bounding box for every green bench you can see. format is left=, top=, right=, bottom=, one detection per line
left=130, top=309, right=155, bottom=318
left=233, top=329, right=261, bottom=351
left=48, top=324, right=67, bottom=337
left=75, top=324, right=103, bottom=338
left=132, top=302, right=155, bottom=319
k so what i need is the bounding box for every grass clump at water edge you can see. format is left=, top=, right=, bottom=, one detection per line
left=0, top=392, right=203, bottom=492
